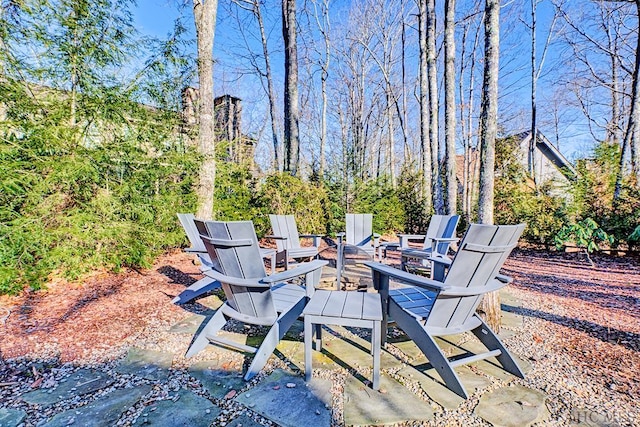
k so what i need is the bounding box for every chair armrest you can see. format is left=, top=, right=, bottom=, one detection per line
left=265, top=235, right=288, bottom=241
left=300, top=234, right=323, bottom=247
left=439, top=278, right=507, bottom=296
left=364, top=262, right=447, bottom=293
left=429, top=254, right=452, bottom=266
left=396, top=233, right=426, bottom=248
left=204, top=269, right=271, bottom=288
left=431, top=237, right=459, bottom=243
left=261, top=260, right=328, bottom=284
left=496, top=273, right=513, bottom=284
left=373, top=233, right=381, bottom=247
left=184, top=247, right=206, bottom=254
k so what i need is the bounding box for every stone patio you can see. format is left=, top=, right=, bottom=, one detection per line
left=2, top=266, right=551, bottom=427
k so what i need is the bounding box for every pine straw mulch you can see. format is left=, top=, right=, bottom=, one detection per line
left=1, top=247, right=638, bottom=400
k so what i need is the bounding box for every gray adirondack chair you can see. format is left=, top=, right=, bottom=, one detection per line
left=335, top=213, right=381, bottom=286
left=268, top=214, right=322, bottom=270
left=174, top=213, right=277, bottom=304
left=185, top=220, right=327, bottom=381
left=399, top=214, right=460, bottom=273
left=365, top=223, right=526, bottom=399
left=174, top=213, right=220, bottom=304
left=337, top=213, right=380, bottom=259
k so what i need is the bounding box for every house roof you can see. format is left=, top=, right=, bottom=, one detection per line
left=514, top=130, right=578, bottom=179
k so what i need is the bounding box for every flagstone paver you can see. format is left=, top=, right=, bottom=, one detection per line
left=474, top=384, right=550, bottom=427
left=396, top=363, right=490, bottom=410
left=0, top=407, right=27, bottom=427
left=133, top=388, right=220, bottom=426
left=20, top=368, right=114, bottom=406
left=188, top=361, right=246, bottom=399
left=343, top=374, right=434, bottom=426
left=235, top=369, right=332, bottom=427
left=315, top=326, right=398, bottom=371
left=168, top=313, right=207, bottom=334
left=44, top=385, right=152, bottom=427
left=115, top=348, right=173, bottom=381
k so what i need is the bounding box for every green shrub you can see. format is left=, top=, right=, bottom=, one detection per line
left=255, top=173, right=331, bottom=237
left=554, top=218, right=614, bottom=266
left=350, top=176, right=405, bottom=235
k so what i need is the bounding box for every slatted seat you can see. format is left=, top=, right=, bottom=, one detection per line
left=185, top=220, right=327, bottom=380
left=366, top=223, right=526, bottom=398
left=303, top=290, right=383, bottom=390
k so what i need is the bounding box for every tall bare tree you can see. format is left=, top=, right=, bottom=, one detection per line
left=427, top=0, right=443, bottom=213
left=444, top=0, right=458, bottom=214
left=418, top=0, right=433, bottom=212
left=478, top=0, right=501, bottom=331
left=229, top=0, right=282, bottom=172
left=616, top=0, right=640, bottom=195
left=283, top=0, right=300, bottom=175
left=311, top=0, right=331, bottom=180
left=193, top=0, right=219, bottom=219
left=527, top=0, right=557, bottom=187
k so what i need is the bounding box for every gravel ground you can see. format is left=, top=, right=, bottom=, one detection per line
left=1, top=248, right=638, bottom=426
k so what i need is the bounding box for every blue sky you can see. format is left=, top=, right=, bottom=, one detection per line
left=131, top=0, right=606, bottom=163
left=134, top=0, right=183, bottom=39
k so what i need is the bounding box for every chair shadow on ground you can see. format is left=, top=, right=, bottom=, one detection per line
left=157, top=265, right=199, bottom=286
left=502, top=304, right=640, bottom=352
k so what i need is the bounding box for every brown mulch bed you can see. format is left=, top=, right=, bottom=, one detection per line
left=503, top=249, right=640, bottom=400
left=0, top=250, right=197, bottom=364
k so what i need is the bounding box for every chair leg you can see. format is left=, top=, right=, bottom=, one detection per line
left=185, top=309, right=228, bottom=358
left=305, top=317, right=314, bottom=382
left=372, top=320, right=381, bottom=390
left=391, top=303, right=469, bottom=399
left=244, top=298, right=306, bottom=381
left=471, top=315, right=525, bottom=379
left=172, top=277, right=221, bottom=304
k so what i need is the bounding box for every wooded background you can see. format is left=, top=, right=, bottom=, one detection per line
left=1, top=0, right=639, bottom=295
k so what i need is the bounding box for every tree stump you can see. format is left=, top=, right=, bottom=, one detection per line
left=479, top=291, right=501, bottom=333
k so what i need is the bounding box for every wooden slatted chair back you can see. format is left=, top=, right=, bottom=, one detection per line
left=201, top=221, right=275, bottom=319
left=269, top=214, right=301, bottom=251
left=177, top=213, right=206, bottom=252
left=346, top=213, right=373, bottom=247
left=427, top=223, right=525, bottom=331
left=422, top=215, right=460, bottom=254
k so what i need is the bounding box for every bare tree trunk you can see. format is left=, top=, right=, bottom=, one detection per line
left=310, top=0, right=331, bottom=180
left=444, top=0, right=457, bottom=215
left=193, top=0, right=219, bottom=220
left=255, top=1, right=281, bottom=172
left=419, top=0, right=432, bottom=211
left=630, top=1, right=640, bottom=180
left=529, top=0, right=538, bottom=186
left=478, top=0, right=499, bottom=226
left=459, top=15, right=482, bottom=224
left=386, top=85, right=397, bottom=186
left=283, top=0, right=300, bottom=175
left=615, top=0, right=640, bottom=197
left=401, top=15, right=411, bottom=165
left=607, top=24, right=620, bottom=144
left=478, top=0, right=501, bottom=332
left=427, top=0, right=442, bottom=214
